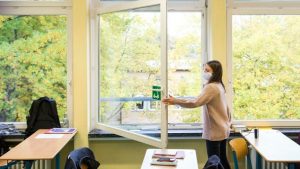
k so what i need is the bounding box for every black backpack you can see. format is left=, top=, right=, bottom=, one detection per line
left=0, top=138, right=9, bottom=155
left=25, top=97, right=61, bottom=138
left=64, top=147, right=100, bottom=169
left=203, top=155, right=225, bottom=169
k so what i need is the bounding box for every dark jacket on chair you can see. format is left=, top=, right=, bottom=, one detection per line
left=64, top=147, right=100, bottom=169
left=203, top=155, right=225, bottom=169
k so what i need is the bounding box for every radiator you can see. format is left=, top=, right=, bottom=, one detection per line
left=249, top=146, right=288, bottom=169
left=8, top=160, right=51, bottom=169
left=261, top=161, right=287, bottom=169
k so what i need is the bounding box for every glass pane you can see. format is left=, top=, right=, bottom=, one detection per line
left=168, top=12, right=202, bottom=124
left=235, top=0, right=300, bottom=2
left=0, top=15, right=67, bottom=122
left=0, top=0, right=66, bottom=1
left=232, top=15, right=300, bottom=120
left=99, top=0, right=200, bottom=1
left=99, top=5, right=161, bottom=130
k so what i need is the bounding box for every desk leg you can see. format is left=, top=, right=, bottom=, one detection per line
left=288, top=163, right=295, bottom=169
left=256, top=152, right=262, bottom=169
left=55, top=153, right=60, bottom=169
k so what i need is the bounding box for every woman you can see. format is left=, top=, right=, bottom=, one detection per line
left=162, top=60, right=231, bottom=169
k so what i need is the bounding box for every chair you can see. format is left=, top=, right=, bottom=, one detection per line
left=0, top=160, right=19, bottom=169
left=229, top=138, right=252, bottom=169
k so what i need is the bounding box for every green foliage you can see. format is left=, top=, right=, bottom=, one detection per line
left=0, top=15, right=67, bottom=122
left=233, top=15, right=300, bottom=120
left=99, top=11, right=203, bottom=124
left=99, top=11, right=161, bottom=123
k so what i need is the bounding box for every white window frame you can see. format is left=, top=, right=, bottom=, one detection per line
left=227, top=1, right=300, bottom=127
left=90, top=0, right=207, bottom=147
left=227, top=0, right=300, bottom=9
left=91, top=0, right=168, bottom=148
left=0, top=0, right=73, bottom=128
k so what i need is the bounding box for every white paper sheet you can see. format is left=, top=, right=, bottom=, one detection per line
left=35, top=134, right=64, bottom=139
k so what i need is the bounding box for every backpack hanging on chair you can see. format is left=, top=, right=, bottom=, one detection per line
left=25, top=96, right=61, bottom=139
left=64, top=147, right=100, bottom=169
left=203, top=155, right=225, bottom=169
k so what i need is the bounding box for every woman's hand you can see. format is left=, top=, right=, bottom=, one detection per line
left=162, top=95, right=176, bottom=105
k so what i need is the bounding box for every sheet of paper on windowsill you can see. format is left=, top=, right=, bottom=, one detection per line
left=35, top=134, right=64, bottom=139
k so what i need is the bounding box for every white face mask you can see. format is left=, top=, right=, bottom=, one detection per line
left=203, top=72, right=212, bottom=81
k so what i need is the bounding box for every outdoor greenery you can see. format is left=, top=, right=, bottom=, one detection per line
left=0, top=16, right=67, bottom=122
left=99, top=11, right=202, bottom=124
left=1, top=13, right=298, bottom=123
left=233, top=15, right=300, bottom=120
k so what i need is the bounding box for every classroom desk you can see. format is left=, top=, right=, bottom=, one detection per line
left=141, top=149, right=198, bottom=169
left=241, top=129, right=300, bottom=169
left=0, top=129, right=76, bottom=169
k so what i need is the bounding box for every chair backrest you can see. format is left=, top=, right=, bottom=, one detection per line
left=229, top=138, right=252, bottom=169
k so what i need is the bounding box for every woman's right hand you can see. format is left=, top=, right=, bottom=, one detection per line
left=162, top=95, right=176, bottom=105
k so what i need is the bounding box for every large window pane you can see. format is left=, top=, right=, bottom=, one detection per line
left=0, top=15, right=67, bottom=122
left=232, top=15, right=300, bottom=120
left=168, top=12, right=202, bottom=124
left=99, top=11, right=203, bottom=127
left=99, top=6, right=161, bottom=129
left=0, top=0, right=66, bottom=1
left=234, top=0, right=300, bottom=2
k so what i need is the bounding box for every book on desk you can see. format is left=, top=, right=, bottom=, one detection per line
left=152, top=149, right=185, bottom=159
left=151, top=158, right=178, bottom=166
left=150, top=150, right=185, bottom=166
left=45, top=128, right=76, bottom=134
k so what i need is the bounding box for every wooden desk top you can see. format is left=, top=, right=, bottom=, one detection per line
left=0, top=129, right=76, bottom=160
left=241, top=129, right=300, bottom=162
left=141, top=149, right=198, bottom=169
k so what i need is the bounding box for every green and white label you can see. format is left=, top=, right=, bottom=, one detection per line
left=152, top=85, right=161, bottom=100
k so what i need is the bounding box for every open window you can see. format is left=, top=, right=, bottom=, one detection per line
left=92, top=0, right=168, bottom=148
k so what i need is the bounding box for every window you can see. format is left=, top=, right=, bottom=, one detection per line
left=94, top=0, right=168, bottom=148
left=98, top=11, right=203, bottom=126
left=0, top=1, right=71, bottom=124
left=228, top=2, right=300, bottom=124
left=234, top=0, right=300, bottom=2
left=168, top=12, right=203, bottom=124
left=228, top=0, right=300, bottom=9
left=99, top=6, right=162, bottom=126
left=0, top=0, right=69, bottom=1
left=91, top=0, right=206, bottom=147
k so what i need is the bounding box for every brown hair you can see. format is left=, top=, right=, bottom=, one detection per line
left=206, top=60, right=225, bottom=90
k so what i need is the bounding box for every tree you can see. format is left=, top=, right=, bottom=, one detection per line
left=233, top=15, right=300, bottom=120
left=0, top=15, right=67, bottom=122
left=99, top=11, right=203, bottom=124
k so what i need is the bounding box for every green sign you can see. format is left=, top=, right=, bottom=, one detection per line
left=152, top=85, right=161, bottom=100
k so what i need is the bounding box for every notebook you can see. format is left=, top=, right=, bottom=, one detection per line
left=45, top=128, right=76, bottom=134
left=151, top=158, right=178, bottom=166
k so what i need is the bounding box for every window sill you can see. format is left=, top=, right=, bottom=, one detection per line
left=1, top=127, right=298, bottom=141
left=88, top=128, right=300, bottom=140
